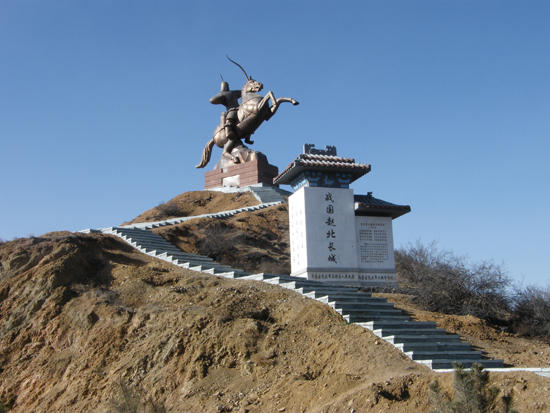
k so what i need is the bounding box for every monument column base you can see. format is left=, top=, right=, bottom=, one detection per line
left=291, top=268, right=397, bottom=288
left=204, top=159, right=279, bottom=189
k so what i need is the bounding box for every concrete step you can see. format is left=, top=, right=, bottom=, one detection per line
left=127, top=242, right=178, bottom=251
left=394, top=341, right=473, bottom=353
left=280, top=281, right=360, bottom=292
left=307, top=292, right=383, bottom=303
left=383, top=334, right=463, bottom=345
left=214, top=270, right=253, bottom=278
left=373, top=328, right=449, bottom=338
left=122, top=235, right=173, bottom=242
left=405, top=350, right=483, bottom=361
left=423, top=359, right=505, bottom=370
left=118, top=230, right=161, bottom=236
left=335, top=308, right=404, bottom=318
left=358, top=320, right=438, bottom=331
left=328, top=301, right=397, bottom=311
left=135, top=246, right=187, bottom=255
left=244, top=274, right=303, bottom=283
left=177, top=262, right=233, bottom=272
left=160, top=253, right=214, bottom=262
left=344, top=314, right=412, bottom=323
left=295, top=288, right=364, bottom=298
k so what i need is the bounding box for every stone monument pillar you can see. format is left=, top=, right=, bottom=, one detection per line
left=274, top=144, right=411, bottom=288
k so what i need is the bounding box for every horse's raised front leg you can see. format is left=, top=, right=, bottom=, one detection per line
left=276, top=97, right=299, bottom=106
left=262, top=93, right=299, bottom=120
left=257, top=91, right=278, bottom=115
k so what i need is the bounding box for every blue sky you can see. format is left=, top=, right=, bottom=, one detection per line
left=1, top=1, right=548, bottom=287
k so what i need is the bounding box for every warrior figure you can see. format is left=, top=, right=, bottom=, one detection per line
left=209, top=79, right=241, bottom=142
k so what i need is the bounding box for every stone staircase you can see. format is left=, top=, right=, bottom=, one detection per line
left=209, top=183, right=291, bottom=204
left=82, top=201, right=282, bottom=233
left=248, top=183, right=291, bottom=204
left=87, top=222, right=504, bottom=371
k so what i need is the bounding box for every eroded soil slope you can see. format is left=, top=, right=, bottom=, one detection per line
left=152, top=203, right=290, bottom=275
left=1, top=233, right=549, bottom=412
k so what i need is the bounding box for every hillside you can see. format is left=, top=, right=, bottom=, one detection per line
left=1, top=190, right=549, bottom=412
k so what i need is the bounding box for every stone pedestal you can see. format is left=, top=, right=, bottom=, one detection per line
left=204, top=159, right=279, bottom=189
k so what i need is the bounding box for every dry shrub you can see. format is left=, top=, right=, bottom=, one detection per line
left=252, top=349, right=277, bottom=367
left=198, top=222, right=246, bottom=263
left=395, top=241, right=511, bottom=323
left=256, top=260, right=290, bottom=275
left=512, top=284, right=550, bottom=342
left=155, top=200, right=185, bottom=219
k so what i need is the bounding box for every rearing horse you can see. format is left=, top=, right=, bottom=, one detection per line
left=196, top=58, right=298, bottom=169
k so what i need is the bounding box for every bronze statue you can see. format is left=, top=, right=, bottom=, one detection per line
left=196, top=57, right=299, bottom=169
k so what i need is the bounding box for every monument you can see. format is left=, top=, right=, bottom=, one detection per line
left=195, top=60, right=410, bottom=288
left=197, top=56, right=299, bottom=189
left=274, top=144, right=411, bottom=288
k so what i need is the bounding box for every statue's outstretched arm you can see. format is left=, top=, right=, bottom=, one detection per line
left=210, top=93, right=226, bottom=105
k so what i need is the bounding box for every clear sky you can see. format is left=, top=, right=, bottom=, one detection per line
left=1, top=1, right=548, bottom=287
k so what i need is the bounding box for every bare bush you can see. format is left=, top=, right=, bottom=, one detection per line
left=395, top=241, right=511, bottom=322
left=198, top=222, right=246, bottom=263
left=256, top=260, right=290, bottom=275
left=512, top=284, right=550, bottom=342
left=156, top=200, right=182, bottom=219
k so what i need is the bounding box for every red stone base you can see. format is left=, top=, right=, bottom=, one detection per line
left=204, top=160, right=279, bottom=189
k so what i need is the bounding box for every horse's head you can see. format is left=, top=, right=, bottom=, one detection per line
left=243, top=79, right=263, bottom=93
left=226, top=56, right=264, bottom=93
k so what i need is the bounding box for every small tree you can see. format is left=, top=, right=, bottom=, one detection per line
left=429, top=363, right=516, bottom=413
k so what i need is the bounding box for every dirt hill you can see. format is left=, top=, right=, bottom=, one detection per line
left=1, top=190, right=549, bottom=412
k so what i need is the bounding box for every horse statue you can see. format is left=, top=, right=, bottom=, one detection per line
left=196, top=57, right=299, bottom=169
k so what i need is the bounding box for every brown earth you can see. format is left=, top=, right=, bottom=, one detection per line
left=122, top=191, right=260, bottom=225
left=151, top=203, right=291, bottom=275
left=1, top=191, right=549, bottom=412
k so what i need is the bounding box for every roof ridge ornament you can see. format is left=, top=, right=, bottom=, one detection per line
left=303, top=143, right=337, bottom=156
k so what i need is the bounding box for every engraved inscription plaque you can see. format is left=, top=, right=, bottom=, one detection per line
left=355, top=216, right=395, bottom=270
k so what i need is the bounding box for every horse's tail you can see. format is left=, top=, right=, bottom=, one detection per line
left=196, top=138, right=215, bottom=169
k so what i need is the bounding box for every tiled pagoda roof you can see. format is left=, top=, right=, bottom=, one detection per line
left=354, top=193, right=411, bottom=219
left=273, top=153, right=371, bottom=185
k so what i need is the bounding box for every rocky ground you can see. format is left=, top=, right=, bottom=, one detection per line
left=0, top=190, right=549, bottom=412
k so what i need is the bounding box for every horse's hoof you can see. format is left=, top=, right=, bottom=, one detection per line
left=292, top=100, right=299, bottom=106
